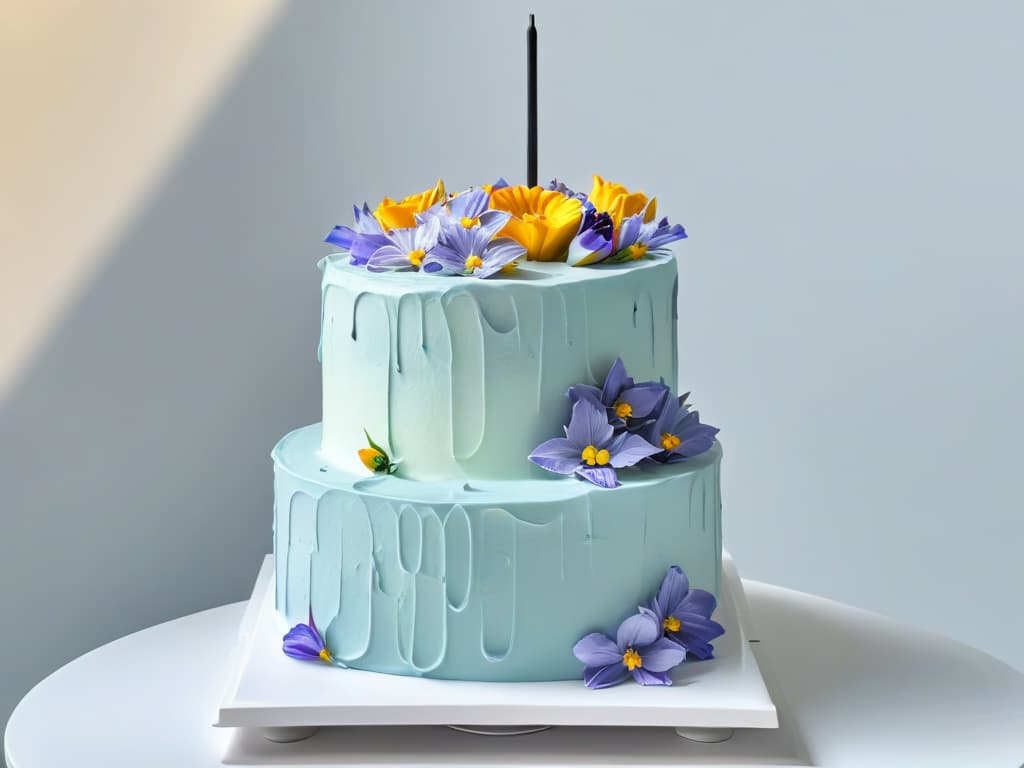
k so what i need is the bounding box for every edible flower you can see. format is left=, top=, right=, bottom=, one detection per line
left=566, top=208, right=615, bottom=266
left=358, top=429, right=399, bottom=474
left=488, top=185, right=583, bottom=261
left=423, top=188, right=508, bottom=233
left=642, top=393, right=719, bottom=464
left=324, top=203, right=390, bottom=267
left=283, top=610, right=339, bottom=665
left=588, top=174, right=657, bottom=238
left=567, top=357, right=669, bottom=428
left=528, top=396, right=660, bottom=488
left=373, top=179, right=446, bottom=230
left=423, top=212, right=524, bottom=279
left=649, top=566, right=725, bottom=660
left=573, top=607, right=687, bottom=688
left=604, top=213, right=688, bottom=264
left=365, top=216, right=441, bottom=272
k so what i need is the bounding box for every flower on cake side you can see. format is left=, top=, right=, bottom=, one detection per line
left=282, top=610, right=345, bottom=667
left=572, top=564, right=725, bottom=689
left=358, top=429, right=399, bottom=475
left=323, top=175, right=687, bottom=272
left=529, top=357, right=719, bottom=487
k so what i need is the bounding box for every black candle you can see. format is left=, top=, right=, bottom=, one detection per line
left=527, top=14, right=538, bottom=188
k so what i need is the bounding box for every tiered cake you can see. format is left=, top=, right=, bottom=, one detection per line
left=272, top=177, right=722, bottom=683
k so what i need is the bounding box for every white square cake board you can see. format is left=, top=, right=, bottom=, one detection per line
left=216, top=552, right=777, bottom=736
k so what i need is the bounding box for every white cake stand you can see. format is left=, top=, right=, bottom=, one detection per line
left=216, top=552, right=777, bottom=750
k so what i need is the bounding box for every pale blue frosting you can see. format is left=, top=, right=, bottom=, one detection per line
left=274, top=424, right=722, bottom=682
left=318, top=255, right=679, bottom=481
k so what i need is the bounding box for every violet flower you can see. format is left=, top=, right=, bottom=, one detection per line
left=421, top=188, right=509, bottom=234
left=642, top=393, right=719, bottom=463
left=566, top=208, right=614, bottom=266
left=364, top=216, right=441, bottom=272
left=607, top=212, right=688, bottom=263
left=546, top=178, right=588, bottom=203
left=422, top=213, right=524, bottom=279
left=324, top=203, right=391, bottom=266
left=573, top=607, right=688, bottom=688
left=283, top=610, right=340, bottom=665
left=649, top=566, right=725, bottom=660
left=528, top=396, right=660, bottom=488
left=568, top=357, right=669, bottom=428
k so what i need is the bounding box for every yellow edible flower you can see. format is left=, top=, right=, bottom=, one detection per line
left=488, top=185, right=583, bottom=262
left=373, top=179, right=446, bottom=231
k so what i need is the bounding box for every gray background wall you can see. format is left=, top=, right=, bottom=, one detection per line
left=3, top=0, right=1022, bottom=747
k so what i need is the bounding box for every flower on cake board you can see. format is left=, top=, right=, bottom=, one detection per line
left=567, top=357, right=669, bottom=429
left=422, top=213, right=525, bottom=279
left=283, top=610, right=344, bottom=666
left=528, top=396, right=660, bottom=488
left=488, top=185, right=583, bottom=262
left=649, top=566, right=725, bottom=660
left=642, top=393, right=719, bottom=464
left=358, top=429, right=399, bottom=474
left=573, top=607, right=688, bottom=688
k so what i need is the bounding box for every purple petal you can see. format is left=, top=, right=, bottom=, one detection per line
left=638, top=637, right=687, bottom=672
left=616, top=611, right=660, bottom=651
left=282, top=623, right=325, bottom=660
left=684, top=642, right=716, bottom=661
left=477, top=238, right=526, bottom=278
left=448, top=188, right=489, bottom=219
left=616, top=213, right=644, bottom=251
left=583, top=664, right=630, bottom=689
left=366, top=244, right=413, bottom=271
left=420, top=244, right=465, bottom=275
left=573, top=633, right=622, bottom=666
left=654, top=566, right=690, bottom=618
left=325, top=224, right=357, bottom=249
left=678, top=588, right=717, bottom=619
left=349, top=233, right=391, bottom=266
left=607, top=433, right=661, bottom=468
left=669, top=612, right=726, bottom=650
left=619, top=382, right=669, bottom=419
left=646, top=222, right=688, bottom=250
left=529, top=438, right=581, bottom=475
left=476, top=209, right=511, bottom=240
left=631, top=668, right=673, bottom=686
left=600, top=358, right=632, bottom=406
left=565, top=396, right=614, bottom=448
left=575, top=464, right=619, bottom=488
left=566, top=383, right=603, bottom=405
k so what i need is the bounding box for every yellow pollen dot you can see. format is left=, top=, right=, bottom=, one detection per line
left=500, top=260, right=519, bottom=274
left=319, top=648, right=333, bottom=664
left=661, top=432, right=681, bottom=451
left=663, top=615, right=681, bottom=633
left=623, top=648, right=642, bottom=671
left=408, top=249, right=425, bottom=266
left=596, top=448, right=610, bottom=465
left=581, top=445, right=611, bottom=465
left=628, top=243, right=649, bottom=260
left=614, top=401, right=633, bottom=418
left=460, top=216, right=481, bottom=228
left=465, top=254, right=484, bottom=270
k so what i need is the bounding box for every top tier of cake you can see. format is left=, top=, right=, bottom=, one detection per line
left=319, top=253, right=679, bottom=481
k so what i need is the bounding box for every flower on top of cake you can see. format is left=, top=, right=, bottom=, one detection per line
left=529, top=357, right=719, bottom=488
left=323, top=175, right=687, bottom=276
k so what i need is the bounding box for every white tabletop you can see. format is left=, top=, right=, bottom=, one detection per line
left=5, top=579, right=1023, bottom=767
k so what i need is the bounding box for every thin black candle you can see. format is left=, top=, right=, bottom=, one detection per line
left=527, top=14, right=538, bottom=187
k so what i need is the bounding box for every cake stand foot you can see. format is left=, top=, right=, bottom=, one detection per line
left=262, top=726, right=319, bottom=743
left=448, top=725, right=553, bottom=736
left=675, top=726, right=734, bottom=743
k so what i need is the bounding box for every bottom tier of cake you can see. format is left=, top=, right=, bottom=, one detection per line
left=273, top=424, right=723, bottom=682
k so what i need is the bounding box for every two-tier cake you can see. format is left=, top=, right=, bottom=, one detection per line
left=272, top=176, right=723, bottom=685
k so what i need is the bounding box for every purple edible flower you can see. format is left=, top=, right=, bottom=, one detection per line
left=566, top=208, right=614, bottom=266
left=528, top=396, right=660, bottom=488
left=282, top=610, right=336, bottom=664
left=573, top=607, right=688, bottom=688
left=422, top=213, right=524, bottom=279
left=649, top=566, right=725, bottom=660
left=325, top=203, right=390, bottom=266
left=546, top=178, right=588, bottom=202
left=607, top=212, right=688, bottom=264
left=643, top=393, right=719, bottom=464
left=365, top=216, right=441, bottom=272
left=568, top=357, right=669, bottom=428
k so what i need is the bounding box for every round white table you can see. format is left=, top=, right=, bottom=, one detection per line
left=5, top=580, right=1023, bottom=767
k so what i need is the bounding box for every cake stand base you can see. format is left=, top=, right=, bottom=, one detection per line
left=675, top=726, right=735, bottom=743
left=261, top=726, right=319, bottom=743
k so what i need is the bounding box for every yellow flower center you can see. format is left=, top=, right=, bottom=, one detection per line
left=622, top=648, right=642, bottom=671
left=465, top=254, right=483, bottom=270
left=627, top=243, right=649, bottom=260
left=663, top=615, right=681, bottom=633
left=319, top=648, right=333, bottom=664
left=408, top=249, right=425, bottom=267
left=581, top=445, right=611, bottom=466
left=460, top=216, right=480, bottom=228
left=614, top=401, right=633, bottom=418
left=660, top=432, right=681, bottom=451
left=500, top=260, right=518, bottom=274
